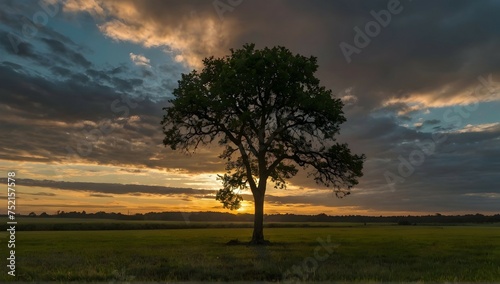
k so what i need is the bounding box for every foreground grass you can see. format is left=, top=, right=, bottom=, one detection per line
left=1, top=225, right=499, bottom=282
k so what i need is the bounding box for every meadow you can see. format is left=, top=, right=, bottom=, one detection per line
left=1, top=221, right=499, bottom=282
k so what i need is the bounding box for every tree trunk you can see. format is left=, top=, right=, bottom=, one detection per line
left=250, top=191, right=268, bottom=245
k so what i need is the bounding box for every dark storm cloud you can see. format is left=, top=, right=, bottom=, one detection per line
left=119, top=168, right=143, bottom=173
left=280, top=109, right=500, bottom=213
left=41, top=38, right=92, bottom=68
left=423, top=119, right=441, bottom=126
left=0, top=1, right=216, bottom=174
left=0, top=1, right=92, bottom=67
left=110, top=65, right=128, bottom=75
left=218, top=0, right=500, bottom=109
left=57, top=0, right=500, bottom=108
left=0, top=1, right=222, bottom=173
left=0, top=65, right=120, bottom=122
left=111, top=77, right=144, bottom=92
left=25, top=192, right=57, bottom=197
left=89, top=193, right=114, bottom=198
left=51, top=66, right=72, bottom=77
left=0, top=31, right=35, bottom=57
left=0, top=61, right=22, bottom=70
left=263, top=182, right=500, bottom=214
left=0, top=63, right=221, bottom=172
left=85, top=69, right=111, bottom=82
left=80, top=0, right=497, bottom=109
left=2, top=178, right=215, bottom=196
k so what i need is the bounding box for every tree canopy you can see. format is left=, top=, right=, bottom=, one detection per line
left=161, top=44, right=365, bottom=243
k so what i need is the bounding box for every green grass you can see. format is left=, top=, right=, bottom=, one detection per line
left=1, top=225, right=499, bottom=282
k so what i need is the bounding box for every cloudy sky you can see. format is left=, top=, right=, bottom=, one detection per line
left=1, top=0, right=499, bottom=216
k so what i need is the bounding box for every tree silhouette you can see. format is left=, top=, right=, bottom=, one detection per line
left=161, top=44, right=365, bottom=244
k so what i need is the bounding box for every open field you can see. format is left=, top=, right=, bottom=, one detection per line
left=1, top=224, right=500, bottom=282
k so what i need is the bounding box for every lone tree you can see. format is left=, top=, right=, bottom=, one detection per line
left=161, top=44, right=365, bottom=244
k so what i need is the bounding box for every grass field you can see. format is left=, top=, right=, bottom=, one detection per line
left=1, top=223, right=500, bottom=282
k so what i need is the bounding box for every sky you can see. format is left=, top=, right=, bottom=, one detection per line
left=0, top=0, right=499, bottom=216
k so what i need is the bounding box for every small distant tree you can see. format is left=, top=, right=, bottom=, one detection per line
left=28, top=212, right=37, bottom=217
left=161, top=44, right=365, bottom=244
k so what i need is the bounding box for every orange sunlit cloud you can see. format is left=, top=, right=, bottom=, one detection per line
left=61, top=0, right=233, bottom=69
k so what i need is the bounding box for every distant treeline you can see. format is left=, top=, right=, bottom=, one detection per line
left=18, top=211, right=500, bottom=224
